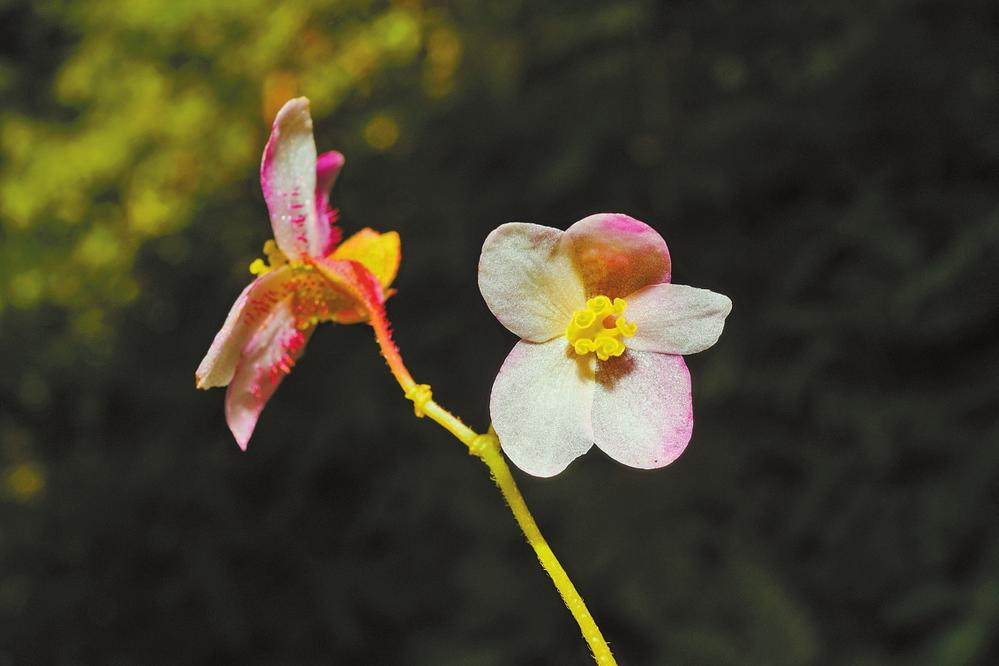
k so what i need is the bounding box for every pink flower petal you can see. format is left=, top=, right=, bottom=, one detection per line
left=195, top=268, right=295, bottom=389
left=225, top=297, right=313, bottom=450
left=565, top=213, right=671, bottom=298
left=260, top=97, right=327, bottom=258
left=490, top=339, right=595, bottom=477
left=478, top=223, right=586, bottom=342
left=626, top=283, right=732, bottom=355
left=591, top=351, right=693, bottom=469
left=310, top=256, right=386, bottom=317
left=315, top=150, right=345, bottom=255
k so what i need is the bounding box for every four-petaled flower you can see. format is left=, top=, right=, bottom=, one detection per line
left=196, top=97, right=400, bottom=449
left=478, top=214, right=732, bottom=477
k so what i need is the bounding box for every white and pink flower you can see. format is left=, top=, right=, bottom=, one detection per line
left=478, top=214, right=731, bottom=477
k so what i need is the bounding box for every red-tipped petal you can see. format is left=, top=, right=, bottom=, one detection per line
left=260, top=97, right=329, bottom=258
left=195, top=268, right=294, bottom=389
left=315, top=150, right=345, bottom=255
left=224, top=297, right=313, bottom=450
left=592, top=351, right=693, bottom=469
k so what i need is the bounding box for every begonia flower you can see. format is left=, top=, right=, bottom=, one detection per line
left=196, top=97, right=400, bottom=449
left=478, top=214, right=731, bottom=477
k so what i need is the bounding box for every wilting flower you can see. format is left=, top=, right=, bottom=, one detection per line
left=196, top=97, right=400, bottom=449
left=478, top=214, right=731, bottom=477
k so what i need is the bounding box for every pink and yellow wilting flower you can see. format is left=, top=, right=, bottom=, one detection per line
left=478, top=214, right=732, bottom=477
left=196, top=97, right=400, bottom=449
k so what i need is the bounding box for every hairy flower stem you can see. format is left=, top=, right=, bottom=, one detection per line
left=366, top=306, right=617, bottom=665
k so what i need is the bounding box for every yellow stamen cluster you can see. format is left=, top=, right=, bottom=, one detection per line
left=249, top=239, right=290, bottom=275
left=565, top=295, right=637, bottom=361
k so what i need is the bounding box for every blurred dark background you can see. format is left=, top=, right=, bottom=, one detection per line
left=2, top=0, right=998, bottom=663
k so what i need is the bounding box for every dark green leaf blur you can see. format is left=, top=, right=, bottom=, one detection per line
left=1, top=0, right=997, bottom=663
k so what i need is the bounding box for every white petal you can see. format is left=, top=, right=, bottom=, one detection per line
left=478, top=223, right=585, bottom=342
left=260, top=97, right=325, bottom=258
left=490, top=339, right=595, bottom=477
left=592, top=351, right=693, bottom=469
left=225, top=297, right=313, bottom=450
left=195, top=269, right=293, bottom=389
left=626, top=284, right=732, bottom=355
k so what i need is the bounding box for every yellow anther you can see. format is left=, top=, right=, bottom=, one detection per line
left=404, top=383, right=433, bottom=417
left=248, top=239, right=289, bottom=276
left=565, top=295, right=637, bottom=362
left=262, top=239, right=283, bottom=261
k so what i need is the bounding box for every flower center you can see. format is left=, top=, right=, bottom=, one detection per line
left=565, top=295, right=637, bottom=361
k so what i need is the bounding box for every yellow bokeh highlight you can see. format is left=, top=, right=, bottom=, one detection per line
left=374, top=10, right=422, bottom=57
left=422, top=26, right=462, bottom=98
left=263, top=71, right=301, bottom=122
left=3, top=462, right=46, bottom=502
left=9, top=271, right=44, bottom=309
left=363, top=114, right=401, bottom=151
left=77, top=226, right=121, bottom=268
left=427, top=27, right=462, bottom=69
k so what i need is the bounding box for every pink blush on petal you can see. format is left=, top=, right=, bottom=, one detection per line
left=315, top=151, right=346, bottom=255
left=225, top=297, right=313, bottom=450
left=565, top=213, right=672, bottom=298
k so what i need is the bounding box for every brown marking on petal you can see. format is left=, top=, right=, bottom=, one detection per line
left=595, top=351, right=637, bottom=390
left=566, top=214, right=672, bottom=298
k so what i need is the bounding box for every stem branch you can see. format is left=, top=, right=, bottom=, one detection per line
left=366, top=307, right=617, bottom=665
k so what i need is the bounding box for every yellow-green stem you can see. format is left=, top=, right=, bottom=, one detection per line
left=367, top=311, right=617, bottom=665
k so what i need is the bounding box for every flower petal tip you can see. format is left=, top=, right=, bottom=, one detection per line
left=261, top=97, right=326, bottom=258
left=592, top=352, right=693, bottom=470
left=626, top=284, right=733, bottom=355
left=273, top=97, right=312, bottom=126
left=226, top=388, right=263, bottom=453
left=316, top=150, right=346, bottom=204
left=229, top=424, right=252, bottom=451
left=317, top=149, right=345, bottom=173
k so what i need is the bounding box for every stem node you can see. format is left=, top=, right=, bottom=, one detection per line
left=403, top=383, right=433, bottom=417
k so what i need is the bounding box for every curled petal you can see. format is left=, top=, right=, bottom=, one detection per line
left=315, top=150, right=345, bottom=254
left=478, top=223, right=586, bottom=342
left=315, top=150, right=345, bottom=214
left=195, top=268, right=294, bottom=389
left=592, top=351, right=693, bottom=469
left=225, top=297, right=313, bottom=449
left=626, top=284, right=732, bottom=355
left=260, top=97, right=327, bottom=258
left=332, top=228, right=401, bottom=290
left=565, top=213, right=671, bottom=298
left=491, top=339, right=595, bottom=477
